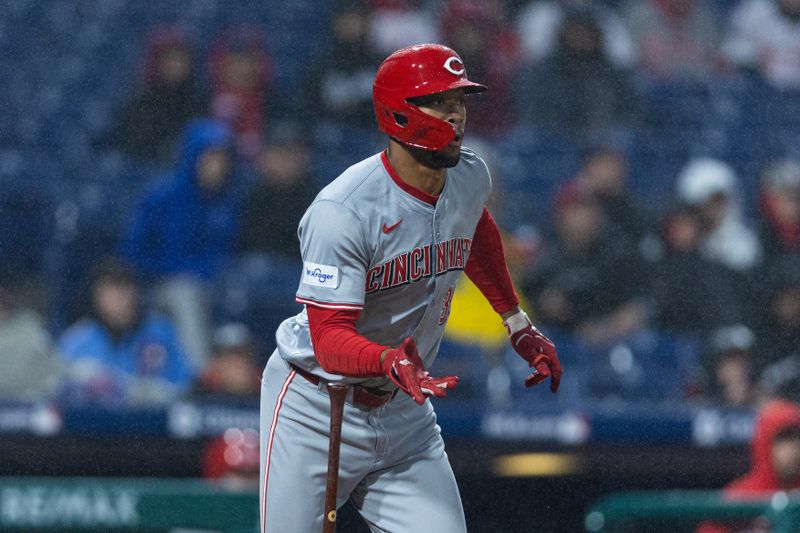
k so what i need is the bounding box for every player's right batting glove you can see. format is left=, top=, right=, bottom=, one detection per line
left=382, top=337, right=459, bottom=405
left=504, top=310, right=563, bottom=393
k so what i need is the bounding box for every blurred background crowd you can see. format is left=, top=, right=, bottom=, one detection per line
left=4, top=0, right=800, bottom=418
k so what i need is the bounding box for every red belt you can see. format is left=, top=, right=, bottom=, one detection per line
left=290, top=364, right=394, bottom=409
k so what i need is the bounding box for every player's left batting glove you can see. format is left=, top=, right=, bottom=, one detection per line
left=504, top=310, right=563, bottom=393
left=382, top=336, right=459, bottom=405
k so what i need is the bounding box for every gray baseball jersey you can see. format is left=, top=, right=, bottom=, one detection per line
left=260, top=147, right=490, bottom=533
left=275, top=147, right=491, bottom=388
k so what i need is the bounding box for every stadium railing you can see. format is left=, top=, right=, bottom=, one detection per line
left=585, top=490, right=800, bottom=533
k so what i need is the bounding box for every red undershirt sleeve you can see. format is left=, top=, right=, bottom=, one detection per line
left=464, top=207, right=520, bottom=315
left=306, top=305, right=389, bottom=377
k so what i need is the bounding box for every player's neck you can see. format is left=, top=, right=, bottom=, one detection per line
left=387, top=142, right=445, bottom=196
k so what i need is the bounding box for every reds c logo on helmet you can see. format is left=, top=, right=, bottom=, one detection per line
left=372, top=44, right=487, bottom=152
left=443, top=57, right=465, bottom=76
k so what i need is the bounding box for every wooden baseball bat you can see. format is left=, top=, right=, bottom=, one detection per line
left=323, top=382, right=348, bottom=533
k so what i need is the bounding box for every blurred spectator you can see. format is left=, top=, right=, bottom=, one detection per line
left=203, top=428, right=260, bottom=490
left=368, top=0, right=440, bottom=54
left=703, top=324, right=757, bottom=408
left=209, top=26, right=274, bottom=159
left=650, top=204, right=744, bottom=335
left=758, top=158, right=800, bottom=262
left=623, top=0, right=722, bottom=84
left=107, top=26, right=208, bottom=165
left=302, top=1, right=383, bottom=129
left=723, top=0, right=800, bottom=89
left=193, top=323, right=260, bottom=402
left=239, top=124, right=316, bottom=260
left=522, top=186, right=648, bottom=346
left=515, top=0, right=638, bottom=68
left=696, top=399, right=800, bottom=533
left=0, top=283, right=59, bottom=402
left=514, top=9, right=643, bottom=137
left=676, top=158, right=762, bottom=273
left=57, top=258, right=194, bottom=407
left=753, top=257, right=800, bottom=370
left=440, top=0, right=519, bottom=138
left=120, top=119, right=241, bottom=369
left=567, top=146, right=651, bottom=244
left=759, top=352, right=800, bottom=403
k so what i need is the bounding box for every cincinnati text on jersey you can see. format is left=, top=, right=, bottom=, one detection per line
left=365, top=237, right=472, bottom=293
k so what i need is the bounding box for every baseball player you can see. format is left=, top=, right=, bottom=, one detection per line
left=259, top=43, right=563, bottom=532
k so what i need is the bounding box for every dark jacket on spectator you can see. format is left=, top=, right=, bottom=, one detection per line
left=523, top=227, right=645, bottom=331
left=514, top=10, right=641, bottom=136
left=300, top=3, right=383, bottom=128
left=108, top=28, right=207, bottom=163
left=753, top=258, right=800, bottom=369
left=239, top=179, right=316, bottom=259
left=650, top=205, right=746, bottom=334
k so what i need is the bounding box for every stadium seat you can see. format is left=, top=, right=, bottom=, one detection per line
left=435, top=338, right=490, bottom=403
left=215, top=253, right=303, bottom=363
left=533, top=329, right=700, bottom=406
left=493, top=127, right=581, bottom=225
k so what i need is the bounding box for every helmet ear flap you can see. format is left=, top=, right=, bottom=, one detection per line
left=396, top=102, right=455, bottom=151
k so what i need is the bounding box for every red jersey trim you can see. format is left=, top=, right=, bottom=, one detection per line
left=381, top=150, right=439, bottom=206
left=295, top=296, right=364, bottom=311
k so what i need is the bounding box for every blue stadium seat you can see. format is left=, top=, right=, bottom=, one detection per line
left=0, top=186, right=51, bottom=279
left=312, top=126, right=385, bottom=186
left=493, top=127, right=581, bottom=226
left=638, top=81, right=712, bottom=136
left=435, top=339, right=489, bottom=403
left=556, top=329, right=700, bottom=405
left=215, top=253, right=303, bottom=361
left=627, top=133, right=691, bottom=203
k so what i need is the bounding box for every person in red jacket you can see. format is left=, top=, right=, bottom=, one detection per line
left=697, top=399, right=800, bottom=533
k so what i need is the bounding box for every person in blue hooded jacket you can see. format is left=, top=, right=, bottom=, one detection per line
left=120, top=119, right=241, bottom=368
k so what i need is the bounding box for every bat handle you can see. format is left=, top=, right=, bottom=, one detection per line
left=323, top=382, right=348, bottom=533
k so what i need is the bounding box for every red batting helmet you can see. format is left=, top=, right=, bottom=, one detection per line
left=373, top=43, right=487, bottom=151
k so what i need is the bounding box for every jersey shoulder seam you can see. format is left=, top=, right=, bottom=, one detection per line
left=309, top=197, right=362, bottom=222
left=337, top=156, right=384, bottom=206
left=305, top=198, right=370, bottom=269
left=332, top=156, right=384, bottom=259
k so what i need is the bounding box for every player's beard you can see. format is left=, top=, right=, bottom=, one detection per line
left=411, top=143, right=461, bottom=169
left=431, top=145, right=461, bottom=168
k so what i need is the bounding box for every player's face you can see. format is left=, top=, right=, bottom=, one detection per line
left=409, top=88, right=466, bottom=168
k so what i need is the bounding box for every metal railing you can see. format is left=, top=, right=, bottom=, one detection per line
left=586, top=490, right=800, bottom=533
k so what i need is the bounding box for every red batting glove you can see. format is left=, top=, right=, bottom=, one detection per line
left=382, top=337, right=459, bottom=405
left=504, top=311, right=563, bottom=392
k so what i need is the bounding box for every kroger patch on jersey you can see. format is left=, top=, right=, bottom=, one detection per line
left=302, top=262, right=340, bottom=288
